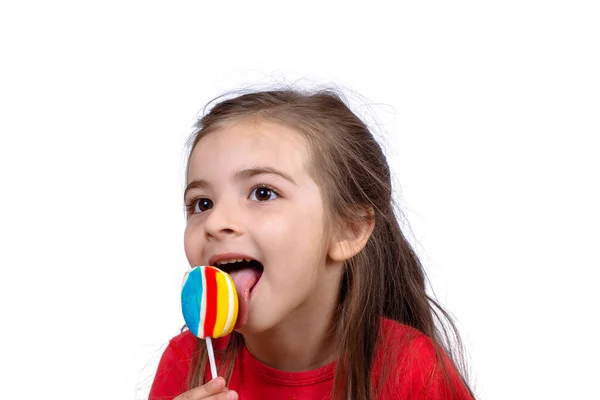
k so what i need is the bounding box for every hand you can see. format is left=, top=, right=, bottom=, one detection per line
left=173, top=377, right=238, bottom=400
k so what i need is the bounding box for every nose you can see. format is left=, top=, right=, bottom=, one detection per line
left=203, top=200, right=244, bottom=241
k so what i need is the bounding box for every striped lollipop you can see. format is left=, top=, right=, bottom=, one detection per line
left=181, top=266, right=239, bottom=378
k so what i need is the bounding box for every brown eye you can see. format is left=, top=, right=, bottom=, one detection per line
left=194, top=198, right=213, bottom=213
left=250, top=186, right=278, bottom=201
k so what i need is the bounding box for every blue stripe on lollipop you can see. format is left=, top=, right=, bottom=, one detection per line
left=181, top=267, right=203, bottom=337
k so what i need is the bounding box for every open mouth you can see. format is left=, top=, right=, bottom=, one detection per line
left=213, top=258, right=263, bottom=329
left=215, top=258, right=264, bottom=274
left=214, top=259, right=264, bottom=294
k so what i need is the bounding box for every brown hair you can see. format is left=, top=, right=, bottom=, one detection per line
left=182, top=87, right=473, bottom=399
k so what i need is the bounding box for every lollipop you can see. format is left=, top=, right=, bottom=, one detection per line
left=181, top=266, right=238, bottom=378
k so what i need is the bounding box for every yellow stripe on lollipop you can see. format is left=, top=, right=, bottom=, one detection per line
left=223, top=273, right=238, bottom=336
left=213, top=271, right=229, bottom=337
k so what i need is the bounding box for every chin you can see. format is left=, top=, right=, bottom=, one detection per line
left=235, top=315, right=280, bottom=337
left=235, top=321, right=266, bottom=336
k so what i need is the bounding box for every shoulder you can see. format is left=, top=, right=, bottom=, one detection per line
left=376, top=318, right=435, bottom=375
left=379, top=317, right=425, bottom=344
left=160, top=329, right=229, bottom=361
left=374, top=318, right=473, bottom=399
left=166, top=329, right=198, bottom=361
left=378, top=318, right=438, bottom=363
left=148, top=330, right=198, bottom=400
left=149, top=329, right=234, bottom=400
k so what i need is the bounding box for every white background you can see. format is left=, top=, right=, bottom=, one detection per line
left=1, top=1, right=598, bottom=399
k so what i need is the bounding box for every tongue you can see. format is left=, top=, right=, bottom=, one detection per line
left=229, top=268, right=261, bottom=329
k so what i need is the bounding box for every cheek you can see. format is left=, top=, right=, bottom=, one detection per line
left=183, top=223, right=202, bottom=265
left=260, top=204, right=326, bottom=268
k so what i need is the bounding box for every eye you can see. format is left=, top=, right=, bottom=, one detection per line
left=250, top=185, right=279, bottom=201
left=186, top=198, right=213, bottom=214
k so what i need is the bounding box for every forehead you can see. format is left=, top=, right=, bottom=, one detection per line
left=187, top=120, right=309, bottom=181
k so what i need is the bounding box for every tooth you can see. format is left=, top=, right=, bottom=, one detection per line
left=215, top=258, right=251, bottom=265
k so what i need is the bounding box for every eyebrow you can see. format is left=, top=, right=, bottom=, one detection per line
left=184, top=167, right=297, bottom=199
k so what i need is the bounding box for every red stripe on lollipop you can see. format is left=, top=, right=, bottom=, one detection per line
left=204, top=267, right=218, bottom=338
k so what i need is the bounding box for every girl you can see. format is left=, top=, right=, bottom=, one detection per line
left=149, top=88, right=475, bottom=399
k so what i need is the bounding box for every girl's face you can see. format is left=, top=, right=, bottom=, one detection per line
left=184, top=119, right=343, bottom=335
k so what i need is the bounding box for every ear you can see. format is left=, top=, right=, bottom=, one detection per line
left=328, top=207, right=375, bottom=262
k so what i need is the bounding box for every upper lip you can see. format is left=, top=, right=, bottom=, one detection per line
left=208, top=253, right=260, bottom=266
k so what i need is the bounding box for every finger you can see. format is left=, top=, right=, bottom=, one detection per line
left=208, top=390, right=238, bottom=400
left=174, top=377, right=229, bottom=400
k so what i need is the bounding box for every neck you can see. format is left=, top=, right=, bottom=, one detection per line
left=242, top=274, right=342, bottom=371
left=244, top=316, right=337, bottom=371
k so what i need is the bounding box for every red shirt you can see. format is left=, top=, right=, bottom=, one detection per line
left=149, top=319, right=473, bottom=399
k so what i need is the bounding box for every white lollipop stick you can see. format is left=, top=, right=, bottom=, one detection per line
left=206, top=336, right=217, bottom=379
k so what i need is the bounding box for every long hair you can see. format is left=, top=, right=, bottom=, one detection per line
left=182, top=87, right=473, bottom=399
